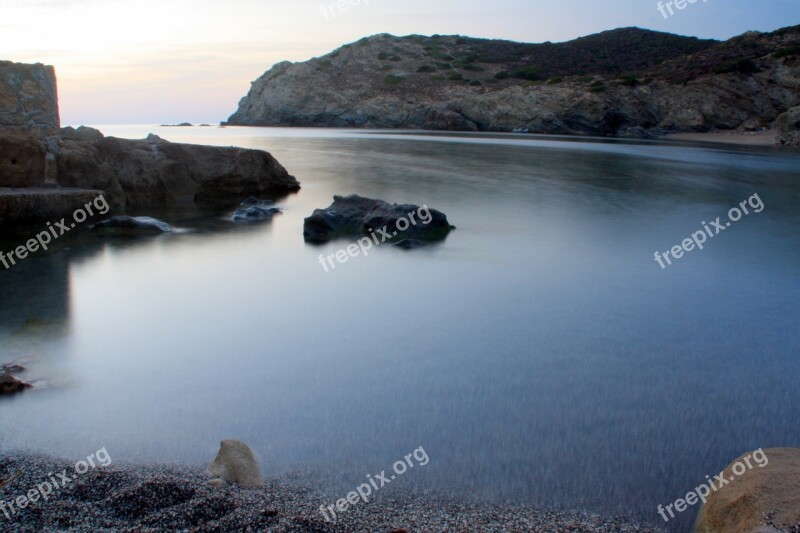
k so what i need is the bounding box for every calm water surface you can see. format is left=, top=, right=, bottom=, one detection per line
left=2, top=126, right=799, bottom=529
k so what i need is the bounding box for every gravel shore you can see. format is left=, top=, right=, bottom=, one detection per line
left=0, top=452, right=666, bottom=532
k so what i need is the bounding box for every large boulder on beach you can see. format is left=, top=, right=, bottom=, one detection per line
left=57, top=128, right=301, bottom=209
left=208, top=440, right=263, bottom=489
left=695, top=448, right=800, bottom=533
left=303, top=194, right=453, bottom=244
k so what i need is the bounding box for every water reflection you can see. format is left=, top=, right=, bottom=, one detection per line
left=1, top=129, right=799, bottom=532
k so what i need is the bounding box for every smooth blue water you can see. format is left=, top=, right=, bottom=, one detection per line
left=2, top=126, right=799, bottom=529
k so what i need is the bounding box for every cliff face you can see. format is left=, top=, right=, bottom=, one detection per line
left=227, top=26, right=800, bottom=144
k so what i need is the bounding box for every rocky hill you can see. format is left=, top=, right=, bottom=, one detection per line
left=226, top=26, right=800, bottom=144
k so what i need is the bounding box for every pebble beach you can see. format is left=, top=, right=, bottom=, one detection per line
left=0, top=452, right=667, bottom=532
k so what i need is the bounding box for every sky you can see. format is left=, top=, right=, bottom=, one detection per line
left=2, top=0, right=799, bottom=125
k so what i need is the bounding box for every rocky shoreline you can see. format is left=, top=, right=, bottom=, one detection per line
left=0, top=451, right=666, bottom=532
left=1, top=61, right=300, bottom=228
left=226, top=26, right=800, bottom=146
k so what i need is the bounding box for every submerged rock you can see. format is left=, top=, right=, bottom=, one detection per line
left=232, top=197, right=282, bottom=223
left=208, top=440, right=263, bottom=489
left=303, top=195, right=453, bottom=244
left=0, top=373, right=32, bottom=396
left=394, top=238, right=430, bottom=250
left=93, top=216, right=173, bottom=236
left=1, top=362, right=26, bottom=374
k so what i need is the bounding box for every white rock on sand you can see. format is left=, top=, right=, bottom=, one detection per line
left=207, top=439, right=263, bottom=489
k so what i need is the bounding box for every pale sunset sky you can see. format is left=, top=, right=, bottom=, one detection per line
left=2, top=0, right=798, bottom=125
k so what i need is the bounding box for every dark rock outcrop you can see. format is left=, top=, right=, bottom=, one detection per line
left=57, top=128, right=300, bottom=209
left=232, top=197, right=281, bottom=223
left=92, top=216, right=173, bottom=236
left=303, top=195, right=453, bottom=243
left=227, top=26, right=800, bottom=145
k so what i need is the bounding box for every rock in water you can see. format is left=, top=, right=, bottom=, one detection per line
left=57, top=127, right=301, bottom=208
left=695, top=448, right=800, bottom=533
left=1, top=362, right=26, bottom=374
left=232, top=197, right=282, bottom=223
left=0, top=373, right=33, bottom=396
left=303, top=195, right=453, bottom=244
left=93, top=216, right=173, bottom=236
left=208, top=440, right=263, bottom=489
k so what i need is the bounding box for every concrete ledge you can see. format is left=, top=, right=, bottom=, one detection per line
left=0, top=187, right=104, bottom=227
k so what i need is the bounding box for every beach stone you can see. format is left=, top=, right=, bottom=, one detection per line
left=695, top=448, right=800, bottom=533
left=303, top=194, right=453, bottom=244
left=208, top=440, right=263, bottom=489
left=92, top=216, right=173, bottom=236
left=232, top=196, right=282, bottom=222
